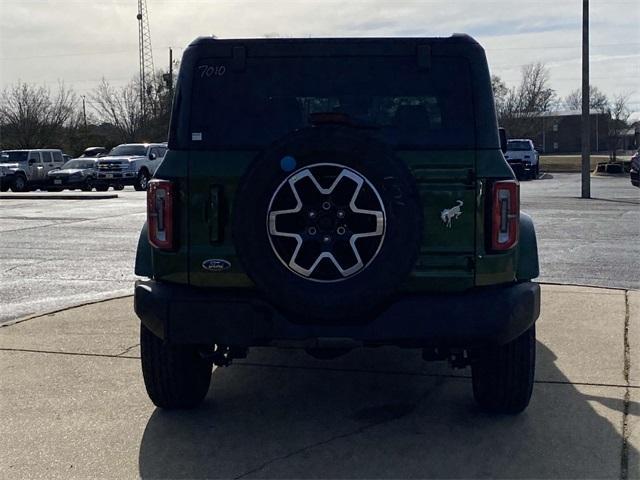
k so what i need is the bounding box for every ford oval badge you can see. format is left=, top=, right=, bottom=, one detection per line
left=202, top=259, right=231, bottom=272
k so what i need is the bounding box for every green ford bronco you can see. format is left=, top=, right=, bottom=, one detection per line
left=134, top=35, right=540, bottom=413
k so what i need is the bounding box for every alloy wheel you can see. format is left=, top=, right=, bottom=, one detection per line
left=267, top=163, right=386, bottom=282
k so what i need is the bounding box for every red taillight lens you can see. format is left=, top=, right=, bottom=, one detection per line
left=491, top=180, right=519, bottom=251
left=147, top=179, right=175, bottom=250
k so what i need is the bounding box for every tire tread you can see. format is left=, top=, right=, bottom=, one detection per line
left=472, top=325, right=535, bottom=414
left=140, top=324, right=212, bottom=409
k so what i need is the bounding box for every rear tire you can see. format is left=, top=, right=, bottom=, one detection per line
left=134, top=170, right=150, bottom=191
left=95, top=185, right=109, bottom=192
left=114, top=184, right=124, bottom=191
left=81, top=178, right=93, bottom=192
left=140, top=324, right=212, bottom=409
left=471, top=325, right=536, bottom=414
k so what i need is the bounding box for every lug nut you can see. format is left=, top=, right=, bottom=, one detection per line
left=322, top=201, right=331, bottom=210
left=337, top=226, right=346, bottom=235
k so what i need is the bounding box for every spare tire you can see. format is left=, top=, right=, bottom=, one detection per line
left=233, top=126, right=422, bottom=322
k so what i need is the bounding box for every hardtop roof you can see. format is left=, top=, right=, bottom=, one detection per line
left=185, top=34, right=484, bottom=57
left=189, top=34, right=480, bottom=47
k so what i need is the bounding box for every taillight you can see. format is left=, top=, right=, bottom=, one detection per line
left=147, top=179, right=175, bottom=250
left=491, top=180, right=519, bottom=250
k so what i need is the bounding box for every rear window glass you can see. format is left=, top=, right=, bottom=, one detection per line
left=189, top=55, right=474, bottom=149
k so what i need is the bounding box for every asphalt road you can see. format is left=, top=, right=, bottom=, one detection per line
left=0, top=190, right=146, bottom=324
left=0, top=173, right=638, bottom=324
left=521, top=173, right=639, bottom=289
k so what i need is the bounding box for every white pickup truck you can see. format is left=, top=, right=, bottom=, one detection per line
left=95, top=143, right=167, bottom=191
left=504, top=139, right=540, bottom=180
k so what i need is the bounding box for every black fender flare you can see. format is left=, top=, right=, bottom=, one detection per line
left=134, top=221, right=153, bottom=278
left=516, top=212, right=539, bottom=281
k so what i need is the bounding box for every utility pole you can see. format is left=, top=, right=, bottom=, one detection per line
left=169, top=47, right=173, bottom=96
left=581, top=0, right=591, bottom=198
left=81, top=95, right=87, bottom=129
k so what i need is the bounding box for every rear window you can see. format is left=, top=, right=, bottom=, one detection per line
left=189, top=55, right=474, bottom=149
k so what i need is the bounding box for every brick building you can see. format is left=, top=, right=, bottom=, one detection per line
left=531, top=110, right=610, bottom=154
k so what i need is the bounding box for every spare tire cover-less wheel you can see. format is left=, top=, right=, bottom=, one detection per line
left=233, top=126, right=422, bottom=322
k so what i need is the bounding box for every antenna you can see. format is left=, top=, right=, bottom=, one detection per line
left=137, top=0, right=155, bottom=119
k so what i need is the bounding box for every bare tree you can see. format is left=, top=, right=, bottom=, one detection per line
left=564, top=85, right=609, bottom=112
left=0, top=82, right=77, bottom=148
left=517, top=63, right=557, bottom=113
left=492, top=63, right=556, bottom=139
left=607, top=92, right=632, bottom=161
left=491, top=75, right=509, bottom=120
left=90, top=78, right=143, bottom=143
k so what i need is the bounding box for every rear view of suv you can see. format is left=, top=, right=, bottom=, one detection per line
left=134, top=36, right=540, bottom=414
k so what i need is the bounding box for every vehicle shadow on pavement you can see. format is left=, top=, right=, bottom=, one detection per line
left=138, top=342, right=634, bottom=479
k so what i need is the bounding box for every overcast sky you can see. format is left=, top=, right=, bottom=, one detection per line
left=1, top=0, right=638, bottom=118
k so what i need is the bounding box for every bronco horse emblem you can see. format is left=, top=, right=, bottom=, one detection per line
left=440, top=200, right=463, bottom=228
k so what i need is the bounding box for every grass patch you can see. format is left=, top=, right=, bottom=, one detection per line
left=540, top=155, right=630, bottom=172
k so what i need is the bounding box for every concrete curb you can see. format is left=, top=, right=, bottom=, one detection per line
left=0, top=193, right=119, bottom=200
left=1, top=294, right=134, bottom=328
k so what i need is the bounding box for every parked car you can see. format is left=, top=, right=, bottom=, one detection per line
left=0, top=149, right=66, bottom=192
left=504, top=139, right=539, bottom=179
left=630, top=149, right=639, bottom=188
left=47, top=158, right=97, bottom=191
left=134, top=35, right=541, bottom=414
left=79, top=147, right=107, bottom=158
left=95, top=143, right=167, bottom=191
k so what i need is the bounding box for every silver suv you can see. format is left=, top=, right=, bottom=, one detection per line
left=0, top=149, right=65, bottom=192
left=95, top=143, right=167, bottom=191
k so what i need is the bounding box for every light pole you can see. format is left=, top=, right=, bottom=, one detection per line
left=581, top=0, right=590, bottom=198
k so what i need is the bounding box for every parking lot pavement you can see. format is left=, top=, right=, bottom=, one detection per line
left=0, top=189, right=145, bottom=324
left=0, top=284, right=637, bottom=479
left=520, top=173, right=639, bottom=290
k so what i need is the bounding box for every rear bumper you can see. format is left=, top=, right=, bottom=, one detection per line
left=134, top=280, right=540, bottom=348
